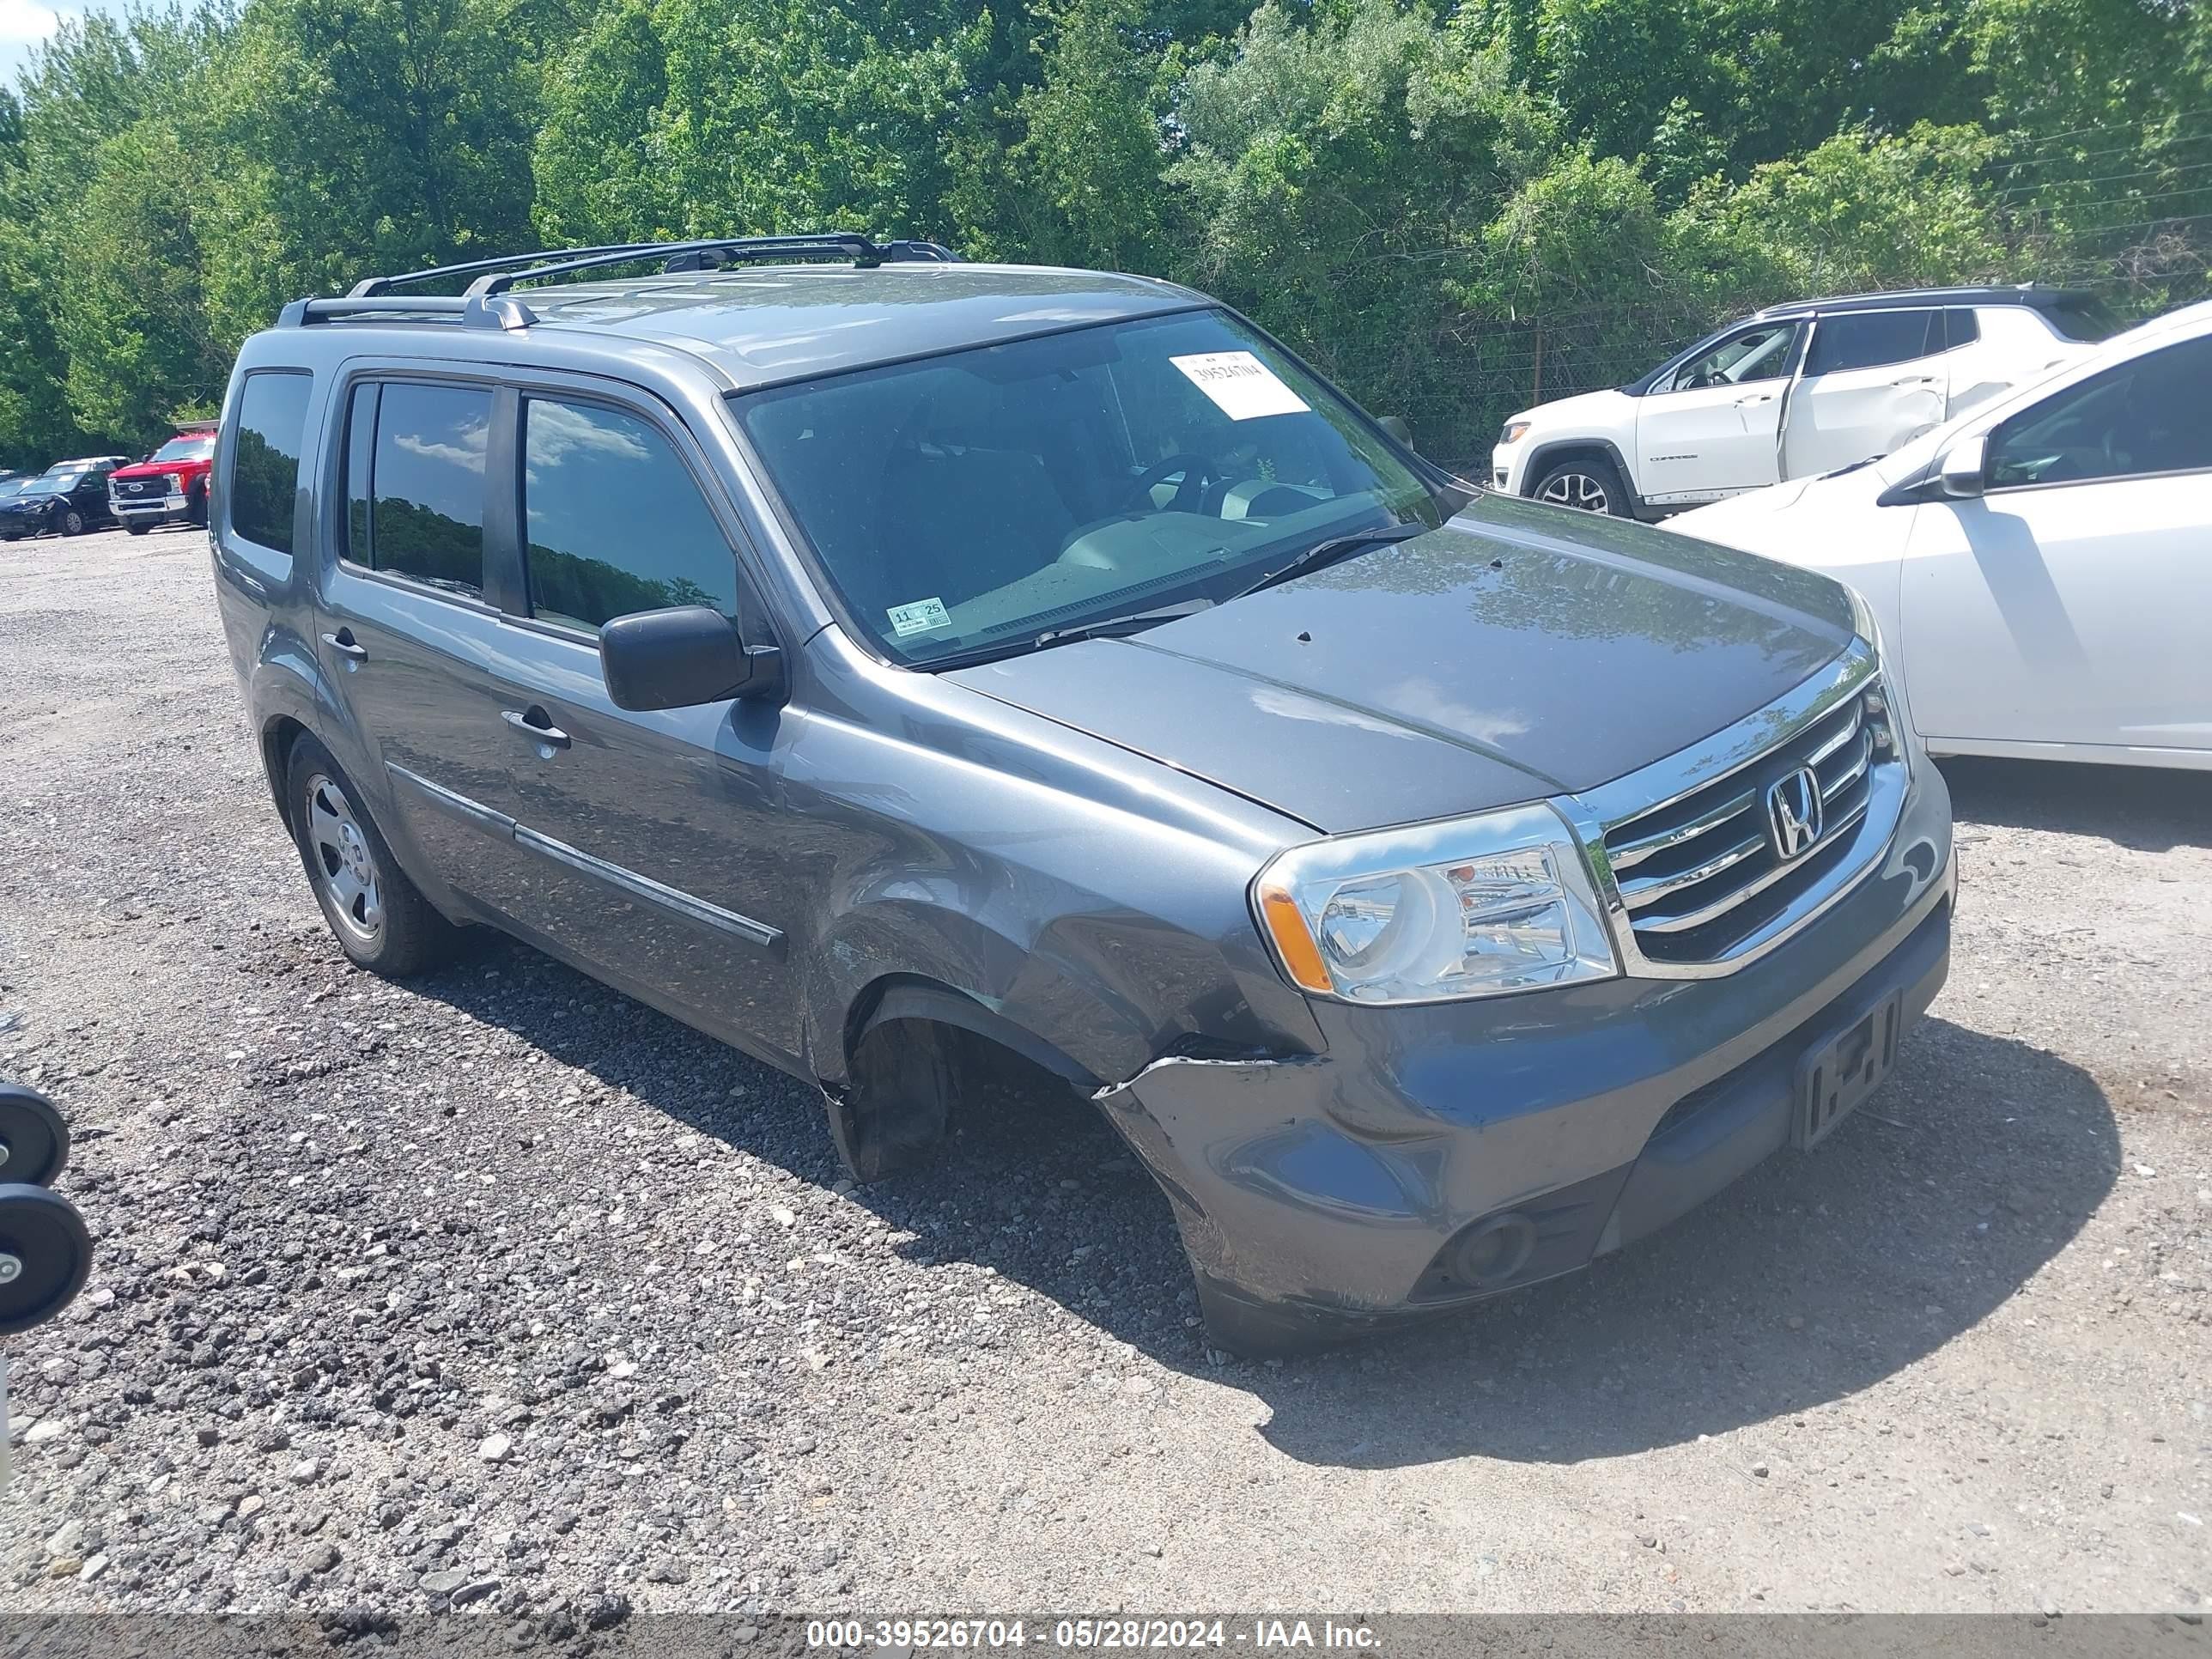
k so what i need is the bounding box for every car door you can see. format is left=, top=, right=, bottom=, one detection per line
left=313, top=374, right=560, bottom=932
left=1632, top=321, right=1800, bottom=505
left=1897, top=333, right=2212, bottom=755
left=1782, top=308, right=1947, bottom=477
left=453, top=386, right=811, bottom=1068
left=78, top=465, right=114, bottom=524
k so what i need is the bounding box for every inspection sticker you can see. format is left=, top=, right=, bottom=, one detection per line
left=887, top=596, right=952, bottom=638
left=1170, top=351, right=1310, bottom=421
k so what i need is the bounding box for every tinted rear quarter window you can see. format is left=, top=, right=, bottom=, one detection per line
left=362, top=382, right=493, bottom=599
left=230, top=370, right=314, bottom=552
left=2043, top=296, right=2124, bottom=343
left=1806, top=309, right=1939, bottom=375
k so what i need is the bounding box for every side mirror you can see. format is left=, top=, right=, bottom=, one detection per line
left=1377, top=414, right=1415, bottom=451
left=1937, top=434, right=1988, bottom=499
left=599, top=605, right=778, bottom=711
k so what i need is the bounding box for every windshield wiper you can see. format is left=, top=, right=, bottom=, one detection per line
left=1230, top=524, right=1423, bottom=600
left=1032, top=599, right=1214, bottom=649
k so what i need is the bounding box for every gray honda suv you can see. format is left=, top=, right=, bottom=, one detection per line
left=210, top=235, right=1954, bottom=1354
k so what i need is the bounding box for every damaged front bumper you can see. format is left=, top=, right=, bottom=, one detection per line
left=1095, top=777, right=1954, bottom=1350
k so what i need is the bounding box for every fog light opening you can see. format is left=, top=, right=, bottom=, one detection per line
left=1449, top=1212, right=1538, bottom=1290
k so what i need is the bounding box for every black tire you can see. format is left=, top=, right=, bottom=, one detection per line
left=0, top=1182, right=94, bottom=1337
left=187, top=488, right=210, bottom=527
left=0, top=1083, right=70, bottom=1187
left=1531, top=455, right=1632, bottom=518
left=58, top=507, right=86, bottom=536
left=283, top=733, right=463, bottom=977
left=125, top=521, right=151, bottom=536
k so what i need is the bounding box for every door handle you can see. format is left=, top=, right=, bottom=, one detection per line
left=1892, top=375, right=1939, bottom=386
left=501, top=707, right=571, bottom=750
left=319, top=629, right=367, bottom=662
left=1734, top=392, right=1776, bottom=406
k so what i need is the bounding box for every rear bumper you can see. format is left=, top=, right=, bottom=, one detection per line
left=1099, top=763, right=1953, bottom=1340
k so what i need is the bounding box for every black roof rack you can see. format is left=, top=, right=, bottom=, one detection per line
left=278, top=234, right=963, bottom=329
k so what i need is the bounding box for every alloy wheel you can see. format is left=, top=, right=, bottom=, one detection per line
left=303, top=772, right=385, bottom=946
left=1537, top=471, right=1611, bottom=513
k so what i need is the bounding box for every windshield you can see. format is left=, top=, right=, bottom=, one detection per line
left=149, top=434, right=214, bottom=464
left=22, top=471, right=86, bottom=496
left=734, top=308, right=1458, bottom=665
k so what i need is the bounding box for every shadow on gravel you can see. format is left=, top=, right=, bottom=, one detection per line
left=414, top=935, right=2118, bottom=1473
left=404, top=938, right=1207, bottom=1357
left=1941, top=755, right=2212, bottom=852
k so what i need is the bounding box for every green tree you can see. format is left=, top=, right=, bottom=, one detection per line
left=1687, top=123, right=2014, bottom=295
left=51, top=120, right=228, bottom=446
left=1168, top=0, right=1556, bottom=450
left=994, top=0, right=1172, bottom=270
left=199, top=0, right=536, bottom=337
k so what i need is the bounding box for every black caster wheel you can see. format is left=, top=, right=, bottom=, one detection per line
left=0, top=1184, right=93, bottom=1336
left=0, top=1084, right=68, bottom=1188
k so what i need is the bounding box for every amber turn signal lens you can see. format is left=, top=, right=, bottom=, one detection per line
left=1258, top=883, right=1333, bottom=994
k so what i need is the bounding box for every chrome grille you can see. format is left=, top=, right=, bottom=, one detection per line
left=1601, top=678, right=1897, bottom=967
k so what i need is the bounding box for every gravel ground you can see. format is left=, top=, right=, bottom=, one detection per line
left=2, top=524, right=2208, bottom=1622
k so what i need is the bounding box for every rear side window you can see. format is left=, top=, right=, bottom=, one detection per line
left=2043, top=295, right=2124, bottom=343
left=520, top=398, right=737, bottom=631
left=1805, top=309, right=1940, bottom=375
left=230, top=370, right=313, bottom=552
left=1941, top=308, right=1980, bottom=350
left=344, top=382, right=493, bottom=599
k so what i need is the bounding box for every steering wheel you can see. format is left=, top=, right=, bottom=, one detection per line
left=1128, top=453, right=1219, bottom=514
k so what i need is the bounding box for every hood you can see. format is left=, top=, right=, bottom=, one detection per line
left=1513, top=387, right=1631, bottom=430
left=1667, top=460, right=1877, bottom=549
left=948, top=493, right=1856, bottom=833
left=110, top=457, right=206, bottom=483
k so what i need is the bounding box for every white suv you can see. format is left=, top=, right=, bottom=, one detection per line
left=1490, top=286, right=2118, bottom=518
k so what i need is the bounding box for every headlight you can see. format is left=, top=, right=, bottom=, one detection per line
left=1845, top=586, right=1883, bottom=657
left=1253, top=805, right=1619, bottom=1004
left=1498, top=421, right=1532, bottom=446
left=1843, top=587, right=1917, bottom=773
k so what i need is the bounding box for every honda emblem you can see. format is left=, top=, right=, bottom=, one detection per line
left=1765, top=767, right=1823, bottom=860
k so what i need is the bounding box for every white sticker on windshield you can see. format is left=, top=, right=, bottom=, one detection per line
left=1170, top=351, right=1310, bottom=421
left=887, top=597, right=952, bottom=638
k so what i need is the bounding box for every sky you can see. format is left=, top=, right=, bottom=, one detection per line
left=2, top=0, right=120, bottom=82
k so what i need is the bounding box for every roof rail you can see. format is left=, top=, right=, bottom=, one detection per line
left=275, top=294, right=538, bottom=331
left=277, top=234, right=962, bottom=331
left=340, top=234, right=958, bottom=301
left=348, top=243, right=677, bottom=299
left=465, top=234, right=960, bottom=296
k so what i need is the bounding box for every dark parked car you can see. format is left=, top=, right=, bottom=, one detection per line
left=0, top=456, right=129, bottom=539
left=210, top=237, right=1955, bottom=1353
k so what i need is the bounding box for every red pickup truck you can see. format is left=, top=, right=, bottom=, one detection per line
left=106, top=421, right=218, bottom=534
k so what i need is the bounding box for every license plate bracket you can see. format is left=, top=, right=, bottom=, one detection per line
left=1795, top=990, right=1904, bottom=1150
